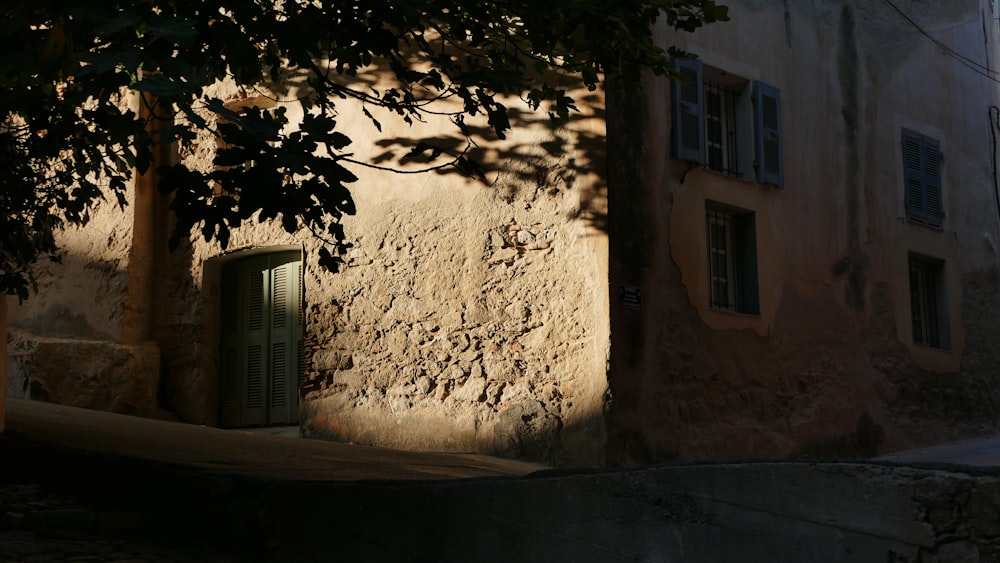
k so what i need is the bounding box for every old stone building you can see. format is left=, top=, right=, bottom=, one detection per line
left=5, top=66, right=610, bottom=465
left=607, top=0, right=1000, bottom=463
left=6, top=0, right=1000, bottom=467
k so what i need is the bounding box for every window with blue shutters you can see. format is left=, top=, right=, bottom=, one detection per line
left=670, top=59, right=783, bottom=188
left=902, top=129, right=944, bottom=228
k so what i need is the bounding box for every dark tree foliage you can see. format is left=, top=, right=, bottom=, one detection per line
left=0, top=0, right=727, bottom=299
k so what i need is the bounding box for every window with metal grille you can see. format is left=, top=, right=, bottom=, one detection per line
left=908, top=253, right=949, bottom=349
left=902, top=129, right=944, bottom=228
left=671, top=59, right=783, bottom=187
left=706, top=203, right=759, bottom=314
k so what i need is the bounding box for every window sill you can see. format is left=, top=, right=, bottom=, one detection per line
left=704, top=165, right=747, bottom=181
left=690, top=164, right=776, bottom=190
left=906, top=340, right=961, bottom=374
left=904, top=216, right=945, bottom=230
left=912, top=342, right=952, bottom=353
left=698, top=306, right=768, bottom=337
left=709, top=306, right=760, bottom=318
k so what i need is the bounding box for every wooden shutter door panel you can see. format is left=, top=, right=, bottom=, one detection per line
left=288, top=261, right=303, bottom=408
left=241, top=256, right=271, bottom=426
left=267, top=260, right=298, bottom=424
left=902, top=129, right=924, bottom=216
left=219, top=266, right=242, bottom=427
left=245, top=344, right=266, bottom=418
left=753, top=81, right=783, bottom=187
left=219, top=347, right=241, bottom=426
left=671, top=58, right=705, bottom=163
left=270, top=341, right=290, bottom=415
left=901, top=129, right=944, bottom=227
left=922, top=136, right=943, bottom=226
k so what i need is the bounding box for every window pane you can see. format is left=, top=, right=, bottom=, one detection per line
left=909, top=254, right=947, bottom=349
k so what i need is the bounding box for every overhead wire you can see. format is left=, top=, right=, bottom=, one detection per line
left=884, top=0, right=1000, bottom=241
left=990, top=106, right=1000, bottom=234
left=883, top=0, right=1000, bottom=83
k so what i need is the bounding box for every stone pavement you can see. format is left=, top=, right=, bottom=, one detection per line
left=0, top=398, right=544, bottom=562
left=0, top=481, right=247, bottom=562
left=877, top=433, right=1000, bottom=468
left=1, top=398, right=544, bottom=481
left=6, top=398, right=1000, bottom=562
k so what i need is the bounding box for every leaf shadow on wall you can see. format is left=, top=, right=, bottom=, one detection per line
left=362, top=92, right=609, bottom=236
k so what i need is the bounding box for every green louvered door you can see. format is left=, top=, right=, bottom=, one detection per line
left=267, top=258, right=302, bottom=424
left=220, top=251, right=302, bottom=427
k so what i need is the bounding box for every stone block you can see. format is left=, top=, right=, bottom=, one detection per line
left=6, top=330, right=159, bottom=417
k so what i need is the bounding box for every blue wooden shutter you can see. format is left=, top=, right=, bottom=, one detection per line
left=753, top=81, right=783, bottom=187
left=922, top=136, right=943, bottom=227
left=671, top=58, right=705, bottom=163
left=902, top=129, right=944, bottom=227
left=902, top=129, right=923, bottom=218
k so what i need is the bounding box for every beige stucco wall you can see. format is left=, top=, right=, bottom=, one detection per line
left=608, top=0, right=1000, bottom=463
left=5, top=65, right=608, bottom=465
left=153, top=77, right=609, bottom=465
left=5, top=92, right=166, bottom=417
left=0, top=69, right=602, bottom=465
left=5, top=182, right=139, bottom=409
left=6, top=194, right=132, bottom=343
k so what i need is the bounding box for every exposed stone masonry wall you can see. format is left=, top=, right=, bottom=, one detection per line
left=301, top=160, right=609, bottom=465
left=5, top=73, right=609, bottom=466
left=143, top=80, right=612, bottom=466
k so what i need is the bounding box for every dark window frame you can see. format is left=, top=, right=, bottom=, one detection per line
left=704, top=81, right=742, bottom=177
left=908, top=252, right=949, bottom=349
left=706, top=202, right=760, bottom=315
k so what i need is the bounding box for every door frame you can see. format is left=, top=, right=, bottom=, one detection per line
left=204, top=245, right=304, bottom=427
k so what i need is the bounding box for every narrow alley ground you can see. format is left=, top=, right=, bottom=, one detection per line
left=0, top=480, right=249, bottom=563
left=5, top=398, right=1000, bottom=562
